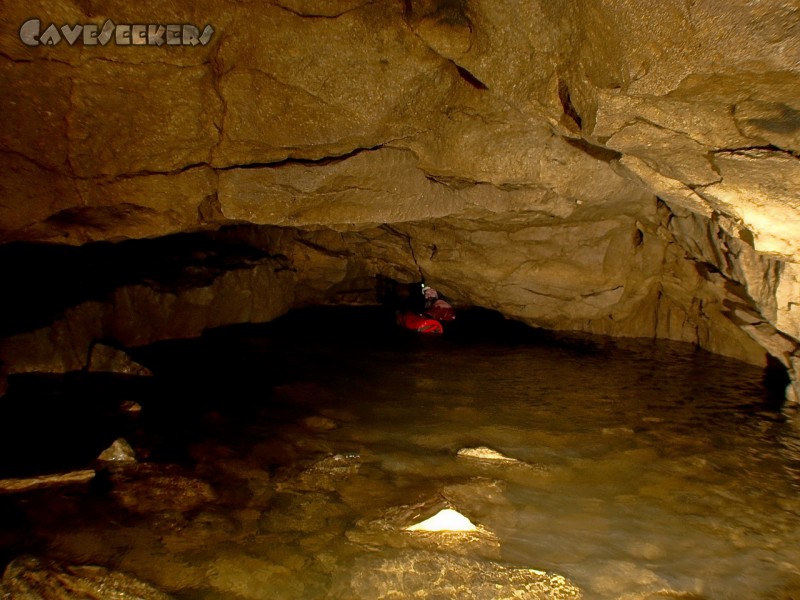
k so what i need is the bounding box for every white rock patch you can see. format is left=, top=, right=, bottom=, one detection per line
left=456, top=447, right=520, bottom=463
left=406, top=509, right=477, bottom=532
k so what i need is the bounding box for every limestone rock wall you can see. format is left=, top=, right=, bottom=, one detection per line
left=1, top=0, right=799, bottom=389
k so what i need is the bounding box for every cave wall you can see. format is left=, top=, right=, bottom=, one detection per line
left=1, top=0, right=799, bottom=392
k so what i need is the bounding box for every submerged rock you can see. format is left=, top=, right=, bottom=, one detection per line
left=1, top=555, right=173, bottom=599
left=110, top=465, right=217, bottom=514
left=259, top=491, right=350, bottom=534
left=205, top=552, right=305, bottom=600
left=276, top=453, right=361, bottom=493
left=337, top=550, right=582, bottom=599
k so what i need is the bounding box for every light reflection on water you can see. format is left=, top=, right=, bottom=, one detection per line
left=2, top=308, right=800, bottom=599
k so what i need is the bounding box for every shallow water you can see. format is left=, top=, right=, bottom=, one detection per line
left=2, top=307, right=800, bottom=599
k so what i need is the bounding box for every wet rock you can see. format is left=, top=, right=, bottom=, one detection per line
left=258, top=491, right=350, bottom=534
left=87, top=343, right=153, bottom=376
left=110, top=466, right=217, bottom=514
left=455, top=447, right=550, bottom=484
left=335, top=550, right=582, bottom=599
left=1, top=555, right=173, bottom=599
left=116, top=544, right=206, bottom=595
left=590, top=560, right=671, bottom=598
left=0, top=470, right=95, bottom=495
left=457, top=446, right=521, bottom=464
left=277, top=453, right=361, bottom=493
left=205, top=552, right=305, bottom=600
left=247, top=534, right=311, bottom=571
left=195, top=458, right=273, bottom=508
left=97, top=438, right=137, bottom=464
left=440, top=479, right=518, bottom=533
left=160, top=509, right=243, bottom=553
left=347, top=498, right=500, bottom=559
left=338, top=473, right=405, bottom=513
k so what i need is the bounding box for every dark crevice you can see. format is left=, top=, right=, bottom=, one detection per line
left=8, top=144, right=390, bottom=185
left=763, top=355, right=792, bottom=410
left=564, top=137, right=622, bottom=162
left=104, top=146, right=387, bottom=180
left=558, top=79, right=582, bottom=130
left=380, top=224, right=424, bottom=281
left=0, top=51, right=73, bottom=66
left=217, top=144, right=384, bottom=171
left=424, top=173, right=477, bottom=189
left=713, top=145, right=799, bottom=159
left=295, top=237, right=352, bottom=259
left=102, top=162, right=211, bottom=181
left=453, top=63, right=487, bottom=90
left=402, top=0, right=413, bottom=19
left=0, top=149, right=68, bottom=176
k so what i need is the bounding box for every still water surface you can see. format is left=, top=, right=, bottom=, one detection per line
left=2, top=308, right=800, bottom=599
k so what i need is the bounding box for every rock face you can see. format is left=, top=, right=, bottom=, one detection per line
left=0, top=1, right=798, bottom=392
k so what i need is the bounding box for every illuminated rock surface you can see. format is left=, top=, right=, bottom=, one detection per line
left=406, top=508, right=478, bottom=531
left=457, top=447, right=521, bottom=463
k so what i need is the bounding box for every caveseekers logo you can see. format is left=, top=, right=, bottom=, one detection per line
left=19, top=18, right=214, bottom=47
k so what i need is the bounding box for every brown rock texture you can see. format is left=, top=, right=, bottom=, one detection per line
left=1, top=1, right=799, bottom=391
left=1, top=555, right=173, bottom=599
left=337, top=550, right=583, bottom=599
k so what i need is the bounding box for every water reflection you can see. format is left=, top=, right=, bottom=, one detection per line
left=1, top=308, right=799, bottom=599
